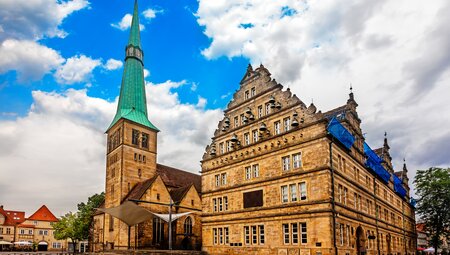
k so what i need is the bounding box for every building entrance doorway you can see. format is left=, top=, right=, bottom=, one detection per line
left=356, top=226, right=366, bottom=255
left=37, top=241, right=48, bottom=251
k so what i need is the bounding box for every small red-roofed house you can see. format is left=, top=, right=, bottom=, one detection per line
left=0, top=205, right=68, bottom=251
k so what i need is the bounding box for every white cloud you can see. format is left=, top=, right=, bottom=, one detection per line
left=54, top=55, right=101, bottom=84
left=196, top=0, right=450, bottom=193
left=0, top=0, right=90, bottom=42
left=0, top=81, right=221, bottom=215
left=104, top=58, right=123, bottom=71
left=143, top=69, right=150, bottom=78
left=143, top=8, right=163, bottom=20
left=0, top=39, right=64, bottom=82
left=111, top=14, right=145, bottom=31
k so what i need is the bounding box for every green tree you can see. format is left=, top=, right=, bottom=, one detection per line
left=53, top=193, right=105, bottom=254
left=53, top=212, right=83, bottom=254
left=414, top=167, right=450, bottom=254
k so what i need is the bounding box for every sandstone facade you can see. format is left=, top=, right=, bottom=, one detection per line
left=201, top=65, right=416, bottom=255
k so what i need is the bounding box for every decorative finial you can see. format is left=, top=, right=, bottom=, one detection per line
left=350, top=83, right=353, bottom=93
left=384, top=131, right=387, bottom=138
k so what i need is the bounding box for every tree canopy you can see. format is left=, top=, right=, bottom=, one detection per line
left=53, top=192, right=104, bottom=253
left=414, top=167, right=450, bottom=253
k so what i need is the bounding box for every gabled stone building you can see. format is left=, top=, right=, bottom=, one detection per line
left=91, top=1, right=201, bottom=251
left=201, top=64, right=416, bottom=255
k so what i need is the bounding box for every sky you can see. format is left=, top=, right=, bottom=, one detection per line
left=0, top=0, right=449, bottom=216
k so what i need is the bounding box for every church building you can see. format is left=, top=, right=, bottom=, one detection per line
left=201, top=64, right=416, bottom=255
left=91, top=1, right=202, bottom=251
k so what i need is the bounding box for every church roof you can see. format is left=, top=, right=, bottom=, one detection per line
left=156, top=164, right=201, bottom=192
left=27, top=205, right=58, bottom=222
left=169, top=185, right=193, bottom=203
left=107, top=0, right=158, bottom=132
left=122, top=175, right=159, bottom=202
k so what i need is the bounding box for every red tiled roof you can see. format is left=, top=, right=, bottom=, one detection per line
left=27, top=205, right=58, bottom=222
left=0, top=207, right=26, bottom=226
left=156, top=164, right=201, bottom=192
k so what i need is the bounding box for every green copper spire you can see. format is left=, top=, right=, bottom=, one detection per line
left=107, top=0, right=159, bottom=132
left=128, top=0, right=141, bottom=49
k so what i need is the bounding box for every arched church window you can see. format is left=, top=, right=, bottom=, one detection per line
left=184, top=217, right=193, bottom=235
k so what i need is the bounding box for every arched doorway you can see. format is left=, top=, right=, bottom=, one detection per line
left=37, top=241, right=48, bottom=251
left=182, top=216, right=193, bottom=250
left=356, top=226, right=366, bottom=255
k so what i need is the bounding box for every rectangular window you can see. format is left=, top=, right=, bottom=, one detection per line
left=252, top=130, right=259, bottom=143
left=225, top=227, right=229, bottom=244
left=141, top=133, right=149, bottom=148
left=253, top=164, right=259, bottom=178
left=281, top=185, right=289, bottom=203
left=221, top=173, right=227, bottom=185
left=293, top=153, right=302, bottom=169
left=265, top=103, right=270, bottom=115
left=290, top=184, right=297, bottom=202
left=292, top=223, right=299, bottom=244
left=6, top=228, right=11, bottom=235
left=219, top=142, right=224, bottom=154
left=259, top=225, right=265, bottom=244
left=346, top=225, right=350, bottom=246
left=245, top=166, right=252, bottom=180
left=245, top=90, right=250, bottom=99
left=244, top=133, right=250, bottom=145
left=218, top=197, right=223, bottom=211
left=213, top=198, right=217, bottom=212
left=132, top=129, right=139, bottom=145
left=224, top=196, right=228, bottom=211
left=252, top=226, right=257, bottom=244
left=354, top=193, right=358, bottom=208
left=251, top=87, right=256, bottom=97
left=215, top=175, right=220, bottom=187
left=20, top=229, right=25, bottom=234
left=213, top=228, right=218, bottom=245
left=258, top=105, right=263, bottom=118
left=282, top=156, right=290, bottom=171
left=234, top=116, right=239, bottom=128
left=284, top=117, right=291, bottom=132
left=219, top=227, right=223, bottom=244
left=300, top=223, right=307, bottom=244
left=283, top=224, right=290, bottom=244
left=226, top=141, right=232, bottom=152
left=344, top=187, right=348, bottom=205
left=274, top=121, right=281, bottom=135
left=240, top=114, right=245, bottom=125
left=339, top=224, right=344, bottom=246
left=299, top=182, right=307, bottom=200
left=109, top=215, right=114, bottom=231
left=244, top=226, right=250, bottom=245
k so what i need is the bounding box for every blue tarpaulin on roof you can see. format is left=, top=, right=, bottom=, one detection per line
left=327, top=118, right=356, bottom=149
left=363, top=142, right=391, bottom=183
left=393, top=174, right=407, bottom=197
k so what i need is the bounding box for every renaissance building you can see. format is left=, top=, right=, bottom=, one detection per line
left=201, top=64, right=416, bottom=255
left=92, top=1, right=201, bottom=251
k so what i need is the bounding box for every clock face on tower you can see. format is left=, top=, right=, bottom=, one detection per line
left=126, top=46, right=143, bottom=62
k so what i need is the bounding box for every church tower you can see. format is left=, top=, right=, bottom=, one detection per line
left=104, top=0, right=159, bottom=247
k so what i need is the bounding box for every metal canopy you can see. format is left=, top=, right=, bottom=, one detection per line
left=97, top=201, right=193, bottom=226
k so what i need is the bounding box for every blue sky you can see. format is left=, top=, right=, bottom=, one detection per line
left=1, top=0, right=449, bottom=215
left=0, top=0, right=248, bottom=118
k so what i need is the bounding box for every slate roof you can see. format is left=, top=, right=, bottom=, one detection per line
left=122, top=175, right=159, bottom=202
left=156, top=164, right=201, bottom=192
left=169, top=185, right=192, bottom=203
left=27, top=205, right=58, bottom=222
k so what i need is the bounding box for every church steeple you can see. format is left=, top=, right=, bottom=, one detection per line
left=107, top=0, right=158, bottom=132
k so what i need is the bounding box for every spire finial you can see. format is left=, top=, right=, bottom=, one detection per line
left=350, top=83, right=353, bottom=93
left=128, top=0, right=142, bottom=49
